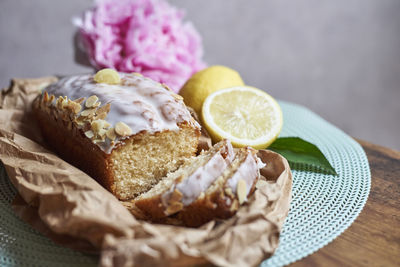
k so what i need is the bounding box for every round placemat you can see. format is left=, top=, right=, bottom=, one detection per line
left=0, top=101, right=370, bottom=267
left=262, top=101, right=371, bottom=266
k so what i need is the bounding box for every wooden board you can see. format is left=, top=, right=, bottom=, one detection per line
left=291, top=139, right=400, bottom=266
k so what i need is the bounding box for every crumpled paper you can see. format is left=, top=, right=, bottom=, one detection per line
left=0, top=77, right=292, bottom=267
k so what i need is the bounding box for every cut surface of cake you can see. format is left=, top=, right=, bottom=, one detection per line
left=176, top=146, right=263, bottom=227
left=33, top=71, right=201, bottom=200
left=134, top=139, right=234, bottom=219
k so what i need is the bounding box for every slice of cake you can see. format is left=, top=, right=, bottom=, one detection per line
left=32, top=70, right=201, bottom=200
left=134, top=139, right=234, bottom=219
left=175, top=147, right=263, bottom=227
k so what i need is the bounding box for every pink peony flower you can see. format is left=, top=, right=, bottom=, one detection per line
left=73, top=0, right=206, bottom=92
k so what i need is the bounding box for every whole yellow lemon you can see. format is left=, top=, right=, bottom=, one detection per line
left=179, top=65, right=244, bottom=115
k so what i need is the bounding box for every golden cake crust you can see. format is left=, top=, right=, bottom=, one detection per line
left=33, top=96, right=200, bottom=198
left=33, top=97, right=115, bottom=190
left=133, top=140, right=234, bottom=219
left=32, top=73, right=201, bottom=200
left=175, top=174, right=259, bottom=227
left=175, top=148, right=260, bottom=227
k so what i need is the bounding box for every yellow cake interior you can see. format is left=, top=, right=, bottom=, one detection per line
left=110, top=124, right=199, bottom=200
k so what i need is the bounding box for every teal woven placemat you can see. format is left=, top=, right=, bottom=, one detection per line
left=262, top=101, right=371, bottom=266
left=0, top=101, right=370, bottom=267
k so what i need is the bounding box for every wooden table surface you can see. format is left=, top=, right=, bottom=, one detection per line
left=291, top=139, right=400, bottom=267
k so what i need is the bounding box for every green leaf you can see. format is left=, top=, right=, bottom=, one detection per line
left=268, top=137, right=338, bottom=176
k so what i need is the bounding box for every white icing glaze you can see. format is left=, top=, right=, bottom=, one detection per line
left=257, top=157, right=266, bottom=169
left=162, top=140, right=234, bottom=207
left=43, top=73, right=200, bottom=153
left=223, top=139, right=235, bottom=163
left=176, top=152, right=227, bottom=206
left=227, top=149, right=260, bottom=202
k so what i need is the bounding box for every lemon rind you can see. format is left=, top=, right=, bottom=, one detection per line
left=202, top=86, right=283, bottom=148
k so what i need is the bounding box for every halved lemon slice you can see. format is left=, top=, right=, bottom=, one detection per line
left=201, top=86, right=283, bottom=149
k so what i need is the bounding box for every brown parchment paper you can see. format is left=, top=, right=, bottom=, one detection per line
left=0, top=77, right=292, bottom=267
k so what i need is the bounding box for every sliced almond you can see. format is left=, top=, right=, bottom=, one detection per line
left=165, top=203, right=183, bottom=216
left=172, top=93, right=183, bottom=100
left=43, top=91, right=49, bottom=103
left=98, top=128, right=107, bottom=139
left=224, top=187, right=234, bottom=198
left=115, top=122, right=132, bottom=136
left=91, top=120, right=102, bottom=133
left=97, top=103, right=111, bottom=114
left=93, top=137, right=107, bottom=144
left=230, top=199, right=239, bottom=212
left=198, top=192, right=205, bottom=199
left=165, top=190, right=183, bottom=215
left=92, top=101, right=101, bottom=108
left=94, top=112, right=107, bottom=120
left=106, top=127, right=116, bottom=141
left=85, top=95, right=98, bottom=108
left=84, top=130, right=94, bottom=139
left=56, top=96, right=64, bottom=109
left=75, top=120, right=85, bottom=126
left=48, top=94, right=55, bottom=105
left=66, top=100, right=82, bottom=114
left=80, top=109, right=96, bottom=117
left=237, top=179, right=247, bottom=205
left=161, top=83, right=172, bottom=91
left=72, top=103, right=82, bottom=114
left=75, top=115, right=86, bottom=126
left=103, top=121, right=111, bottom=129
left=168, top=189, right=183, bottom=204
left=91, top=119, right=110, bottom=133
left=56, top=96, right=68, bottom=110
left=73, top=97, right=85, bottom=104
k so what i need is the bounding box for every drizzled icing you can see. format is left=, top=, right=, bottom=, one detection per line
left=43, top=73, right=200, bottom=153
left=227, top=148, right=261, bottom=202
left=162, top=140, right=235, bottom=207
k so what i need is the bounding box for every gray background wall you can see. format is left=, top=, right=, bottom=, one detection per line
left=1, top=0, right=399, bottom=150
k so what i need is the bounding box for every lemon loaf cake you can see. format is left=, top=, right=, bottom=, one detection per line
left=33, top=70, right=201, bottom=200
left=134, top=139, right=235, bottom=219
left=176, top=146, right=263, bottom=227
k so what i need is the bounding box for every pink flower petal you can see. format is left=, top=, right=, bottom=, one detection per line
left=74, top=0, right=206, bottom=92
